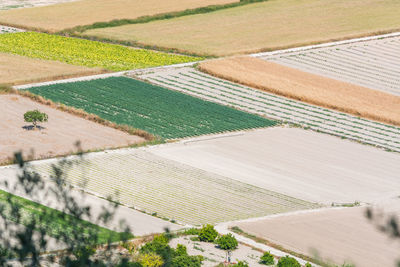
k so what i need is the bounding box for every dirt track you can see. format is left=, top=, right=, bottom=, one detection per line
left=0, top=94, right=144, bottom=163
left=235, top=200, right=400, bottom=267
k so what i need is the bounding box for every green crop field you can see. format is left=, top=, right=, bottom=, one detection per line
left=0, top=190, right=131, bottom=244
left=26, top=77, right=276, bottom=139
left=0, top=32, right=201, bottom=71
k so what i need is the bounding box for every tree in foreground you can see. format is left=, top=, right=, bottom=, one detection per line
left=0, top=151, right=130, bottom=266
left=277, top=255, right=300, bottom=267
left=215, top=233, right=238, bottom=250
left=24, top=109, right=48, bottom=129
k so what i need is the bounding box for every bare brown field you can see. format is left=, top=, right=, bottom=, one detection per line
left=0, top=0, right=238, bottom=32
left=84, top=0, right=400, bottom=56
left=199, top=57, right=400, bottom=126
left=0, top=53, right=106, bottom=85
left=234, top=201, right=400, bottom=267
left=0, top=94, right=145, bottom=164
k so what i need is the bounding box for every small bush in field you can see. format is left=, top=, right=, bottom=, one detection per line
left=171, top=254, right=203, bottom=267
left=138, top=253, right=163, bottom=267
left=277, top=256, right=300, bottom=267
left=215, top=233, right=238, bottom=250
left=234, top=260, right=249, bottom=266
left=260, top=251, right=275, bottom=265
left=305, top=263, right=313, bottom=267
left=198, top=224, right=218, bottom=242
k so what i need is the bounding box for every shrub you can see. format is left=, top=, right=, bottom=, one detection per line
left=305, top=263, right=313, bottom=267
left=174, top=244, right=187, bottom=257
left=260, top=251, right=275, bottom=265
left=171, top=255, right=203, bottom=267
left=215, top=234, right=238, bottom=250
left=139, top=239, right=174, bottom=265
left=198, top=224, right=218, bottom=242
left=183, top=228, right=200, bottom=235
left=234, top=260, right=249, bottom=266
left=138, top=253, right=163, bottom=267
left=152, top=233, right=170, bottom=244
left=277, top=256, right=300, bottom=267
left=23, top=109, right=48, bottom=129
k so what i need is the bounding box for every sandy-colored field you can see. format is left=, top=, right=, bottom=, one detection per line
left=148, top=127, right=400, bottom=204
left=234, top=201, right=400, bottom=267
left=0, top=52, right=105, bottom=85
left=0, top=0, right=237, bottom=32
left=84, top=0, right=400, bottom=56
left=199, top=56, right=400, bottom=126
left=0, top=94, right=145, bottom=164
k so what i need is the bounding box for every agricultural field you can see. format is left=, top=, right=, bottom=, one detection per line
left=0, top=32, right=201, bottom=71
left=0, top=0, right=76, bottom=10
left=26, top=76, right=276, bottom=139
left=261, top=35, right=400, bottom=96
left=0, top=190, right=129, bottom=245
left=233, top=200, right=400, bottom=267
left=0, top=166, right=181, bottom=236
left=135, top=66, right=400, bottom=152
left=0, top=0, right=238, bottom=32
left=198, top=56, right=400, bottom=126
left=84, top=0, right=400, bottom=56
left=27, top=149, right=318, bottom=225
left=0, top=52, right=105, bottom=85
left=0, top=94, right=145, bottom=165
left=148, top=127, right=400, bottom=204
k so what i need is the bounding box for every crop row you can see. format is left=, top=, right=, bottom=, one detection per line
left=137, top=67, right=400, bottom=152
left=261, top=36, right=400, bottom=96
left=31, top=150, right=318, bottom=225
left=0, top=32, right=200, bottom=71
left=26, top=76, right=276, bottom=139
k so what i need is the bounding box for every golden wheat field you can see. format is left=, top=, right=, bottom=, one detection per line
left=199, top=56, right=400, bottom=126
left=84, top=0, right=400, bottom=56
left=0, top=0, right=238, bottom=32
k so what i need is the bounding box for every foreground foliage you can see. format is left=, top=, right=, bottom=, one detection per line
left=27, top=77, right=276, bottom=139
left=0, top=152, right=132, bottom=266
left=0, top=32, right=201, bottom=71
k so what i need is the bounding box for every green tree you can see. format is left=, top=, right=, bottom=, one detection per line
left=198, top=224, right=218, bottom=242
left=24, top=109, right=48, bottom=129
left=215, top=234, right=238, bottom=250
left=277, top=256, right=300, bottom=267
left=260, top=251, right=275, bottom=265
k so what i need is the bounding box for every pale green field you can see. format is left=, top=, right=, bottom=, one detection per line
left=33, top=150, right=318, bottom=225
left=85, top=0, right=400, bottom=56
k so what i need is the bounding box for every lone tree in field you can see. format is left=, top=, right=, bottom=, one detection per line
left=24, top=109, right=48, bottom=129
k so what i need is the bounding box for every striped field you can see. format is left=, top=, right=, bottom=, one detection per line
left=259, top=35, right=400, bottom=96
left=134, top=67, right=400, bottom=152
left=31, top=150, right=318, bottom=225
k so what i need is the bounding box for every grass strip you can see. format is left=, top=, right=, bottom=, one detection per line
left=0, top=190, right=132, bottom=244
left=62, top=0, right=268, bottom=34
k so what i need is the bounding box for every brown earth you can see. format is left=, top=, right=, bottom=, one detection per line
left=235, top=201, right=400, bottom=267
left=0, top=52, right=106, bottom=85
left=199, top=56, right=400, bottom=126
left=0, top=0, right=238, bottom=32
left=0, top=94, right=145, bottom=164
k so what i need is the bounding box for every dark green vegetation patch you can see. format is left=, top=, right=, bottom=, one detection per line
left=26, top=77, right=276, bottom=139
left=0, top=190, right=131, bottom=244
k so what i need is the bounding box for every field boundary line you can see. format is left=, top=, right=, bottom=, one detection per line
left=251, top=32, right=400, bottom=57
left=14, top=62, right=198, bottom=90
